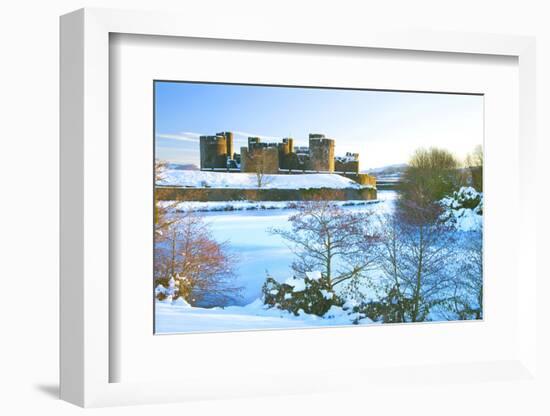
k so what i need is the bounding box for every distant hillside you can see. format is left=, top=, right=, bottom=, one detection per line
left=363, top=163, right=407, bottom=176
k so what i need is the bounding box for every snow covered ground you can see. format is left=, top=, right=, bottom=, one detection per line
left=155, top=189, right=482, bottom=333
left=155, top=298, right=373, bottom=334
left=161, top=199, right=381, bottom=212
left=158, top=169, right=364, bottom=189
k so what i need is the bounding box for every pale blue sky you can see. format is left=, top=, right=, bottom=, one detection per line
left=155, top=81, right=483, bottom=169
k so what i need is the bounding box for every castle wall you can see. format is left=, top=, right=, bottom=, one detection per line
left=240, top=146, right=279, bottom=174
left=335, top=160, right=359, bottom=173
left=347, top=173, right=376, bottom=187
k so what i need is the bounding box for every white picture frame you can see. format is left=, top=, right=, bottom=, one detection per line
left=60, top=7, right=537, bottom=407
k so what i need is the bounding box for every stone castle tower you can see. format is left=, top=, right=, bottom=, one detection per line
left=199, top=132, right=234, bottom=169
left=308, top=133, right=335, bottom=172
left=219, top=131, right=234, bottom=159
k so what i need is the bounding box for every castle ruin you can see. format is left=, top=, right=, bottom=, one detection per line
left=198, top=131, right=374, bottom=185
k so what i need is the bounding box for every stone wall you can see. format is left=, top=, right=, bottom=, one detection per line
left=240, top=146, right=280, bottom=174
left=335, top=159, right=359, bottom=173
left=346, top=173, right=376, bottom=187
left=156, top=186, right=377, bottom=202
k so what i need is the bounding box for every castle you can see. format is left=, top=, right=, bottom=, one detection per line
left=199, top=132, right=375, bottom=186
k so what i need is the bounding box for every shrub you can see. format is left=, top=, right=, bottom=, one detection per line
left=449, top=186, right=482, bottom=211
left=261, top=272, right=343, bottom=316
left=154, top=274, right=192, bottom=302
left=398, top=147, right=464, bottom=224
left=353, top=285, right=417, bottom=323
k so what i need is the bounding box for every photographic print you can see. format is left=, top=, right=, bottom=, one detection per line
left=154, top=81, right=483, bottom=334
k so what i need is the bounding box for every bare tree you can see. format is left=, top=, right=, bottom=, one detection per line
left=375, top=213, right=409, bottom=322
left=270, top=199, right=379, bottom=290
left=465, top=145, right=483, bottom=168
left=376, top=211, right=457, bottom=322
left=154, top=160, right=241, bottom=307
left=446, top=228, right=483, bottom=320
left=464, top=144, right=483, bottom=192
left=400, top=216, right=456, bottom=321
left=154, top=159, right=177, bottom=237
left=154, top=210, right=242, bottom=306
left=254, top=152, right=273, bottom=188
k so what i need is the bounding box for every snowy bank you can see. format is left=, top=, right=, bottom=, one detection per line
left=158, top=169, right=363, bottom=189
left=440, top=186, right=483, bottom=232
left=155, top=298, right=374, bottom=334
left=160, top=199, right=381, bottom=212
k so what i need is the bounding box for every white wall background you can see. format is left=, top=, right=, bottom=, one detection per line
left=0, top=0, right=548, bottom=414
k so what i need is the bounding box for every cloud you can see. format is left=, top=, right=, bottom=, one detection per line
left=156, top=132, right=202, bottom=143
left=232, top=131, right=281, bottom=142
left=157, top=131, right=286, bottom=144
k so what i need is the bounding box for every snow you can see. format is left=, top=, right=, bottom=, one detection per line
left=284, top=276, right=307, bottom=292
left=323, top=305, right=345, bottom=319
left=342, top=299, right=359, bottom=310
left=155, top=283, right=177, bottom=297
left=155, top=284, right=166, bottom=296
left=445, top=208, right=483, bottom=232
left=163, top=199, right=380, bottom=213
left=153, top=188, right=480, bottom=333
left=168, top=276, right=176, bottom=289
left=160, top=191, right=397, bottom=304
left=440, top=186, right=483, bottom=232
left=158, top=169, right=365, bottom=189
left=161, top=295, right=173, bottom=303
left=320, top=290, right=334, bottom=300
left=305, top=271, right=322, bottom=281
left=155, top=298, right=374, bottom=334
left=335, top=152, right=358, bottom=163
left=172, top=297, right=192, bottom=307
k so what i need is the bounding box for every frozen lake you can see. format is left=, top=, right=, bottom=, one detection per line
left=196, top=190, right=398, bottom=304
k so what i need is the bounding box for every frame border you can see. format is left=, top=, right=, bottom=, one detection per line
left=60, top=7, right=537, bottom=407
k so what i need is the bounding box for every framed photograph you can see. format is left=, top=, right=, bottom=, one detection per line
left=152, top=81, right=484, bottom=334
left=60, top=8, right=537, bottom=407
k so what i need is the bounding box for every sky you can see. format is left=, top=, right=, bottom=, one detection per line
left=155, top=81, right=483, bottom=170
